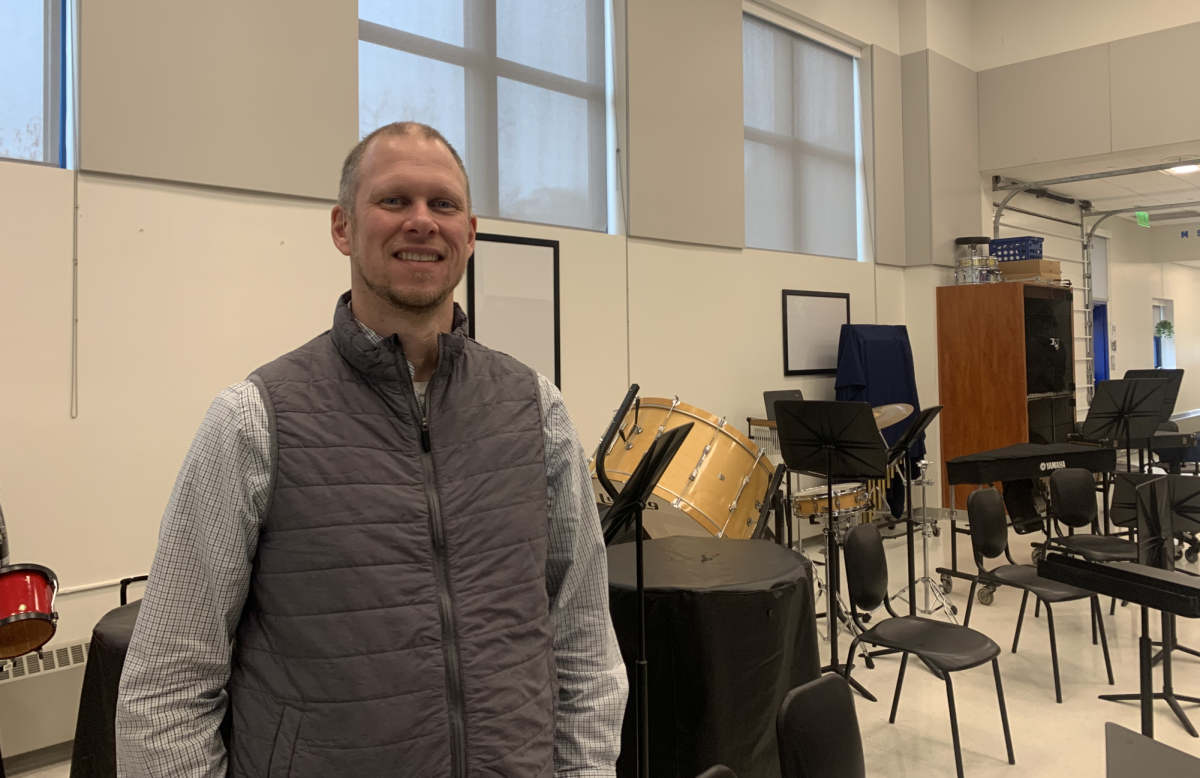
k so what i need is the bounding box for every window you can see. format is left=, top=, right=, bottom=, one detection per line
left=358, top=0, right=609, bottom=232
left=0, top=1, right=67, bottom=166
left=742, top=13, right=860, bottom=259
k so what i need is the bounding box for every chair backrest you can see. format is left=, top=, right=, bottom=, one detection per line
left=764, top=390, right=805, bottom=421
left=695, top=767, right=738, bottom=778
left=967, top=487, right=1009, bottom=561
left=1049, top=468, right=1097, bottom=529
left=777, top=675, right=866, bottom=778
left=842, top=523, right=889, bottom=614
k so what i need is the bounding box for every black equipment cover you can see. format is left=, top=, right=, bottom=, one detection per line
left=607, top=537, right=820, bottom=778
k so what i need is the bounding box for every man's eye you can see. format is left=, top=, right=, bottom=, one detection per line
left=382, top=197, right=402, bottom=206
left=434, top=200, right=455, bottom=209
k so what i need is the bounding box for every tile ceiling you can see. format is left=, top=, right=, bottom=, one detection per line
left=984, top=140, right=1200, bottom=224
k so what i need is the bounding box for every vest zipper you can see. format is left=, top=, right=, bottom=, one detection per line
left=393, top=346, right=468, bottom=778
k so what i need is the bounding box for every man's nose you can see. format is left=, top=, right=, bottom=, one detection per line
left=404, top=202, right=437, bottom=235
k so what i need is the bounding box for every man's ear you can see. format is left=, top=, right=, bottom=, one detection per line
left=331, top=205, right=352, bottom=257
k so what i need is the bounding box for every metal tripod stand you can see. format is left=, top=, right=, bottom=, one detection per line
left=893, top=461, right=958, bottom=622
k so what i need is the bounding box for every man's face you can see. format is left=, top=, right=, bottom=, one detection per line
left=332, top=133, right=476, bottom=315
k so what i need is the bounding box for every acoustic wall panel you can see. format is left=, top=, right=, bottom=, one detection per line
left=81, top=0, right=358, bottom=200
left=627, top=0, right=744, bottom=248
left=1110, top=22, right=1200, bottom=152
left=978, top=44, right=1111, bottom=171
left=871, top=45, right=906, bottom=267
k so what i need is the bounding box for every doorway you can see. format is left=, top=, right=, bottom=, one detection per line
left=1093, top=302, right=1109, bottom=383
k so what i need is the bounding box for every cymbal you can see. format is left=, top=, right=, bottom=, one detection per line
left=873, top=403, right=914, bottom=430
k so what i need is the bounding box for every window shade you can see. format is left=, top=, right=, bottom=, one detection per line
left=359, top=0, right=606, bottom=232
left=743, top=14, right=857, bottom=259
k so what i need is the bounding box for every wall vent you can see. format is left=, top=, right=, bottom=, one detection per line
left=0, top=640, right=90, bottom=685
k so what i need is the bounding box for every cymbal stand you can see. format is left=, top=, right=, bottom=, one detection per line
left=894, top=461, right=958, bottom=622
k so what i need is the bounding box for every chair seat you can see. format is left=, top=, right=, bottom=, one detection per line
left=859, top=616, right=1000, bottom=673
left=1052, top=534, right=1137, bottom=562
left=980, top=564, right=1093, bottom=602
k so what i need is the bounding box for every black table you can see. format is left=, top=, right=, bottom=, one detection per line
left=607, top=536, right=820, bottom=778
left=69, top=601, right=140, bottom=778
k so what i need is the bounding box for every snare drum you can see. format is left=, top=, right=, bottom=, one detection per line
left=791, top=483, right=869, bottom=521
left=0, top=564, right=58, bottom=661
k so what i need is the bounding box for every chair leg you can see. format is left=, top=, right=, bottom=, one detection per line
left=843, top=636, right=862, bottom=682
left=889, top=652, right=908, bottom=724
left=1091, top=599, right=1098, bottom=646
left=1110, top=596, right=1117, bottom=616
left=1012, top=590, right=1029, bottom=654
left=964, top=579, right=978, bottom=627
left=1035, top=598, right=1041, bottom=619
left=1045, top=602, right=1062, bottom=703
left=1094, top=596, right=1114, bottom=685
left=945, top=673, right=965, bottom=778
left=993, top=659, right=1015, bottom=765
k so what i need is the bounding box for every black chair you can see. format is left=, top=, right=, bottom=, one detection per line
left=695, top=767, right=738, bottom=778
left=764, top=389, right=804, bottom=421
left=1045, top=469, right=1137, bottom=563
left=840, top=523, right=1013, bottom=778
left=964, top=487, right=1114, bottom=703
left=777, top=675, right=865, bottom=778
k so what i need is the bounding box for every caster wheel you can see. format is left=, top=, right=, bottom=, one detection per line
left=933, top=524, right=942, bottom=537
left=1032, top=546, right=1046, bottom=564
left=1175, top=546, right=1185, bottom=562
left=1187, top=548, right=1199, bottom=565
left=941, top=574, right=953, bottom=594
left=978, top=587, right=995, bottom=606
left=950, top=604, right=958, bottom=616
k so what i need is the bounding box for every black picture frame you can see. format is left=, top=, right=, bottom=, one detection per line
left=781, top=289, right=850, bottom=376
left=467, top=233, right=561, bottom=388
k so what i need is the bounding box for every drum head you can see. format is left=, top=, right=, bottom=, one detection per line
left=0, top=614, right=56, bottom=661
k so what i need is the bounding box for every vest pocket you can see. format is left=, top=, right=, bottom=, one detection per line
left=267, top=705, right=304, bottom=778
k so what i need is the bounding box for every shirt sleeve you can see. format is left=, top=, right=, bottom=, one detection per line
left=539, top=375, right=630, bottom=778
left=115, top=380, right=271, bottom=778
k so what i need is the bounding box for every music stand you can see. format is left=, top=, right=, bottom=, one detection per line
left=1083, top=379, right=1169, bottom=473
left=1100, top=476, right=1200, bottom=738
left=1124, top=369, right=1185, bottom=424
left=888, top=406, right=944, bottom=618
left=751, top=463, right=789, bottom=542
left=775, top=400, right=887, bottom=700
left=602, top=422, right=694, bottom=778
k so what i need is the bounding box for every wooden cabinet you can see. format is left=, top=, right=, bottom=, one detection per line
left=937, top=282, right=1074, bottom=509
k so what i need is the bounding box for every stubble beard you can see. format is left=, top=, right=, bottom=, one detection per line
left=352, top=252, right=461, bottom=316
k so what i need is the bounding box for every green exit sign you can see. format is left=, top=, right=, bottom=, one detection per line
left=1136, top=211, right=1151, bottom=227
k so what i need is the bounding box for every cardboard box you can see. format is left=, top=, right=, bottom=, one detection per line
left=1000, top=258, right=1061, bottom=281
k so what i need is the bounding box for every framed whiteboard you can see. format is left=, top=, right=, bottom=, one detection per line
left=782, top=290, right=850, bottom=376
left=467, top=234, right=561, bottom=387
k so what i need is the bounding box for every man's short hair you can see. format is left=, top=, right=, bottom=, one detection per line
left=337, top=122, right=472, bottom=218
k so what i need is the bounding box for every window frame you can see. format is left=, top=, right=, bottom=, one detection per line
left=0, top=0, right=66, bottom=167
left=358, top=0, right=609, bottom=232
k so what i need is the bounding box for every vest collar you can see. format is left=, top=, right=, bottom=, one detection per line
left=331, top=291, right=470, bottom=381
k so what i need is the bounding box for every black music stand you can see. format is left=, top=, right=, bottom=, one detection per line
left=1099, top=476, right=1200, bottom=738
left=775, top=400, right=887, bottom=700
left=1083, top=379, right=1169, bottom=473
left=888, top=406, right=943, bottom=617
left=1124, top=369, right=1185, bottom=424
left=602, top=423, right=694, bottom=778
left=751, top=463, right=789, bottom=543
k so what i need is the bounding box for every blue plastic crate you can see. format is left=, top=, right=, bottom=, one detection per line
left=989, top=236, right=1044, bottom=261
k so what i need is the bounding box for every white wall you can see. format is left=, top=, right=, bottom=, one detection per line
left=972, top=0, right=1200, bottom=71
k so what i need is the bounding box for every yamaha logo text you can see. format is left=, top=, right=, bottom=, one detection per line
left=1039, top=460, right=1067, bottom=472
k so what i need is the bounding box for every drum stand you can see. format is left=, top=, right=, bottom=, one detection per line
left=894, top=461, right=958, bottom=622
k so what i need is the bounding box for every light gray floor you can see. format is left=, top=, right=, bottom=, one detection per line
left=9, top=762, right=70, bottom=778
left=813, top=521, right=1200, bottom=777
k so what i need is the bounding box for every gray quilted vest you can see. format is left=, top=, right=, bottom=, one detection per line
left=226, top=293, right=556, bottom=777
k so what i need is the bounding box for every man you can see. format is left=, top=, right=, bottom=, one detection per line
left=116, top=122, right=628, bottom=777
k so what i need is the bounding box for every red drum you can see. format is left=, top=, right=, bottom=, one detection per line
left=0, top=564, right=58, bottom=661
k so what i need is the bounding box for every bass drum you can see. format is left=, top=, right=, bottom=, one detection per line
left=591, top=397, right=775, bottom=539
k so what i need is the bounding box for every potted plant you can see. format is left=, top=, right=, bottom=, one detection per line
left=1155, top=321, right=1175, bottom=339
